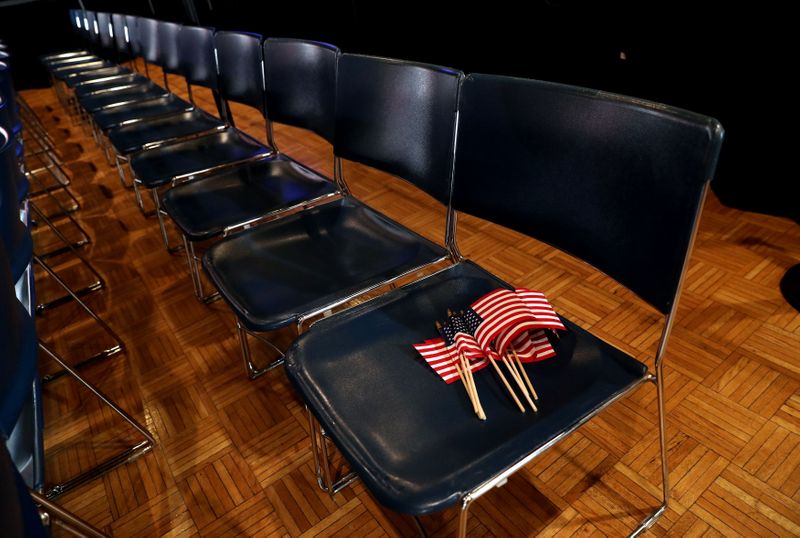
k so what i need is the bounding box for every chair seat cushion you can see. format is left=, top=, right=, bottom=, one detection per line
left=130, top=128, right=270, bottom=188
left=203, top=197, right=447, bottom=332
left=79, top=84, right=168, bottom=112
left=107, top=109, right=224, bottom=154
left=41, top=50, right=92, bottom=63
left=74, top=74, right=149, bottom=97
left=93, top=95, right=194, bottom=131
left=284, top=260, right=649, bottom=515
left=64, top=66, right=131, bottom=88
left=52, top=60, right=114, bottom=79
left=162, top=155, right=337, bottom=241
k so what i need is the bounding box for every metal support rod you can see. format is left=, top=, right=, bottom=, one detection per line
left=183, top=236, right=219, bottom=303
left=29, top=489, right=108, bottom=538
left=32, top=256, right=121, bottom=357
left=29, top=202, right=90, bottom=261
left=236, top=320, right=285, bottom=379
left=152, top=188, right=183, bottom=253
left=306, top=408, right=358, bottom=496
left=38, top=342, right=154, bottom=499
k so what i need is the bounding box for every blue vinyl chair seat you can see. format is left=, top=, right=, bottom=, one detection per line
left=106, top=109, right=223, bottom=154
left=64, top=66, right=131, bottom=88
left=73, top=73, right=149, bottom=97
left=203, top=197, right=448, bottom=332
left=285, top=260, right=649, bottom=515
left=52, top=60, right=115, bottom=79
left=44, top=55, right=100, bottom=70
left=93, top=94, right=194, bottom=131
left=161, top=155, right=337, bottom=241
left=130, top=128, right=270, bottom=188
left=41, top=50, right=93, bottom=63
left=79, top=83, right=168, bottom=112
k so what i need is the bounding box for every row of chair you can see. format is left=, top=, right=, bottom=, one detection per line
left=3, top=33, right=153, bottom=537
left=35, top=8, right=725, bottom=536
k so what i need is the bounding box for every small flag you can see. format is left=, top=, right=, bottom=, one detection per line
left=468, top=289, right=539, bottom=355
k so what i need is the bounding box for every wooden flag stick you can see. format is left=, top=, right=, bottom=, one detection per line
left=460, top=351, right=486, bottom=420
left=454, top=356, right=484, bottom=419
left=510, top=346, right=538, bottom=400
left=503, top=354, right=537, bottom=412
left=489, top=356, right=525, bottom=412
left=437, top=321, right=479, bottom=418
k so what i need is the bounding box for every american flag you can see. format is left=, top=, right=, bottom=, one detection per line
left=515, top=288, right=566, bottom=331
left=466, top=288, right=565, bottom=360
left=412, top=316, right=488, bottom=384
left=469, top=289, right=540, bottom=356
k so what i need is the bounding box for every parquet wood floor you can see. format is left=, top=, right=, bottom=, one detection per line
left=21, top=60, right=800, bottom=537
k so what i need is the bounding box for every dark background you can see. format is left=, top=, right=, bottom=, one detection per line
left=0, top=0, right=796, bottom=220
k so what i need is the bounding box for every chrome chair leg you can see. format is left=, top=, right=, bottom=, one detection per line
left=29, top=489, right=108, bottom=538
left=236, top=320, right=285, bottom=380
left=457, top=498, right=473, bottom=538
left=38, top=342, right=154, bottom=499
left=183, top=236, right=219, bottom=303
left=307, top=408, right=358, bottom=496
left=152, top=188, right=183, bottom=253
left=628, top=371, right=670, bottom=537
left=115, top=153, right=132, bottom=189
left=132, top=179, right=154, bottom=217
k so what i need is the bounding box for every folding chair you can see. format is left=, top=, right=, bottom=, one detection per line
left=283, top=74, right=724, bottom=536
left=129, top=30, right=272, bottom=250
left=104, top=25, right=227, bottom=189
left=162, top=38, right=340, bottom=302
left=75, top=18, right=175, bottom=115
left=202, top=54, right=461, bottom=379
left=87, top=17, right=197, bottom=136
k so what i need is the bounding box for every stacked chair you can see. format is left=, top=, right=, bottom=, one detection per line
left=4, top=7, right=725, bottom=536
left=2, top=32, right=154, bottom=537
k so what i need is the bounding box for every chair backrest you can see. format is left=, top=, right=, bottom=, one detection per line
left=136, top=17, right=160, bottom=64
left=156, top=20, right=182, bottom=74
left=213, top=31, right=265, bottom=115
left=70, top=9, right=82, bottom=33
left=452, top=74, right=724, bottom=314
left=263, top=38, right=338, bottom=144
left=96, top=13, right=114, bottom=51
left=86, top=11, right=100, bottom=46
left=125, top=15, right=141, bottom=57
left=111, top=13, right=129, bottom=56
left=177, top=26, right=217, bottom=90
left=334, top=54, right=462, bottom=205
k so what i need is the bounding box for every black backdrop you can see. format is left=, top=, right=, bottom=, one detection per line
left=0, top=0, right=796, bottom=220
